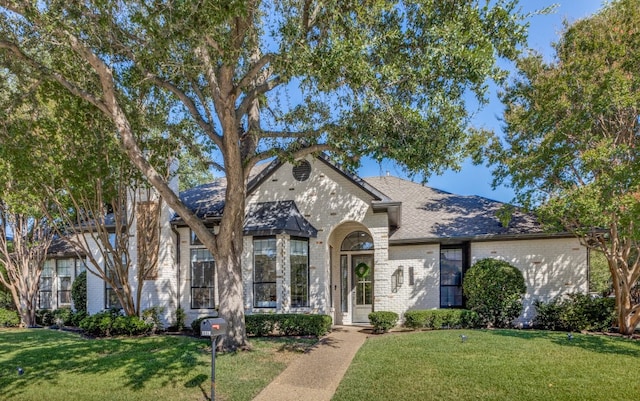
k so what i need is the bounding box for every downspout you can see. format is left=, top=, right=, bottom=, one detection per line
left=171, top=224, right=181, bottom=315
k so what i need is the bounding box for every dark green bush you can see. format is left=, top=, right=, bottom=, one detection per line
left=368, top=311, right=399, bottom=333
left=36, top=309, right=55, bottom=326
left=0, top=286, right=14, bottom=310
left=463, top=258, right=526, bottom=328
left=533, top=293, right=615, bottom=332
left=80, top=310, right=152, bottom=337
left=71, top=310, right=88, bottom=327
left=404, top=309, right=480, bottom=329
left=245, top=314, right=332, bottom=337
left=52, top=307, right=74, bottom=326
left=71, top=271, right=87, bottom=313
left=244, top=314, right=276, bottom=337
left=0, top=308, right=20, bottom=327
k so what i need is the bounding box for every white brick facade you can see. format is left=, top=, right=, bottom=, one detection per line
left=73, top=156, right=589, bottom=328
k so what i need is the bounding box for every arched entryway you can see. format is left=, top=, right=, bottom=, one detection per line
left=330, top=227, right=375, bottom=324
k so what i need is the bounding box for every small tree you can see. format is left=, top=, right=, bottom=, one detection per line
left=71, top=270, right=87, bottom=313
left=493, top=0, right=640, bottom=334
left=463, top=258, right=526, bottom=328
left=0, top=205, right=54, bottom=327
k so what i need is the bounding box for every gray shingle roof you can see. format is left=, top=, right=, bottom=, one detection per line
left=176, top=179, right=227, bottom=221
left=244, top=201, right=317, bottom=238
left=364, top=176, right=545, bottom=242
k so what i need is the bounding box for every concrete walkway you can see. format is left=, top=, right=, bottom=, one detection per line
left=252, top=326, right=369, bottom=401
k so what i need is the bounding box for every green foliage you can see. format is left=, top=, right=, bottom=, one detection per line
left=245, top=314, right=332, bottom=337
left=173, top=307, right=186, bottom=331
left=403, top=309, right=481, bottom=330
left=463, top=259, right=526, bottom=328
left=71, top=271, right=87, bottom=313
left=79, top=310, right=153, bottom=337
left=141, top=306, right=165, bottom=333
left=492, top=0, right=640, bottom=335
left=368, top=311, right=399, bottom=333
left=0, top=308, right=20, bottom=327
left=36, top=309, right=55, bottom=327
left=52, top=307, right=74, bottom=326
left=0, top=285, right=13, bottom=310
left=533, top=294, right=616, bottom=332
left=589, top=250, right=612, bottom=296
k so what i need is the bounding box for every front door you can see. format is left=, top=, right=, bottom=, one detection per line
left=352, top=254, right=373, bottom=323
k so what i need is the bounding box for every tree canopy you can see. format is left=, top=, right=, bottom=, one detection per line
left=0, top=0, right=530, bottom=349
left=493, top=0, right=640, bottom=334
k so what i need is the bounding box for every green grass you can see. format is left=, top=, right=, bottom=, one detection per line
left=334, top=329, right=640, bottom=401
left=0, top=328, right=314, bottom=401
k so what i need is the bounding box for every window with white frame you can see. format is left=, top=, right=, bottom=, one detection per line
left=190, top=249, right=215, bottom=309
left=39, top=260, right=54, bottom=309
left=57, top=259, right=73, bottom=306
left=253, top=237, right=277, bottom=308
left=290, top=238, right=309, bottom=308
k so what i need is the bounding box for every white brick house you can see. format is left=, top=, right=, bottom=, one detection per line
left=48, top=155, right=588, bottom=327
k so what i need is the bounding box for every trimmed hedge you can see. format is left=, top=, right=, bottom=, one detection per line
left=79, top=310, right=153, bottom=337
left=245, top=314, right=332, bottom=337
left=404, top=309, right=481, bottom=330
left=368, top=311, right=398, bottom=333
left=533, top=293, right=615, bottom=332
left=463, top=258, right=526, bottom=328
left=0, top=308, right=20, bottom=327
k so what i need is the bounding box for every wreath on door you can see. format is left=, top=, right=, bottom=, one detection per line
left=355, top=262, right=371, bottom=278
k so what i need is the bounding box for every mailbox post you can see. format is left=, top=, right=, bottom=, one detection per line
left=200, top=316, right=227, bottom=401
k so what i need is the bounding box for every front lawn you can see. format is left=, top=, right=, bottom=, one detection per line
left=0, top=328, right=314, bottom=401
left=334, top=329, right=640, bottom=401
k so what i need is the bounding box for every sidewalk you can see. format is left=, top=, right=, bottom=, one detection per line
left=252, top=326, right=369, bottom=401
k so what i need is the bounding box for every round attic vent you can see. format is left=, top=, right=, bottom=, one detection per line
left=292, top=160, right=311, bottom=181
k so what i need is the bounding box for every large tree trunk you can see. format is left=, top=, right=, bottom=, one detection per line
left=608, top=254, right=640, bottom=335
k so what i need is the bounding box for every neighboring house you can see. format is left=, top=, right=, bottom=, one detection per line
left=46, top=155, right=588, bottom=327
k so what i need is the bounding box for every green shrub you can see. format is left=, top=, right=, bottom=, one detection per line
left=71, top=271, right=87, bottom=313
left=174, top=307, right=186, bottom=331
left=245, top=314, right=332, bottom=337
left=36, top=309, right=55, bottom=326
left=404, top=309, right=480, bottom=329
left=533, top=293, right=615, bottom=332
left=71, top=310, right=88, bottom=327
left=244, top=314, right=276, bottom=337
left=142, top=306, right=165, bottom=333
left=463, top=258, right=526, bottom=328
left=368, top=311, right=398, bottom=333
left=52, top=307, right=74, bottom=326
left=79, top=310, right=152, bottom=337
left=0, top=287, right=14, bottom=310
left=0, top=308, right=20, bottom=327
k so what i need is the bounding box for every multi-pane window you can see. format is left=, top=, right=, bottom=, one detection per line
left=440, top=247, right=464, bottom=308
left=105, top=269, right=122, bottom=310
left=57, top=259, right=73, bottom=306
left=39, top=260, right=54, bottom=309
left=254, top=238, right=277, bottom=308
left=290, top=238, right=309, bottom=308
left=191, top=249, right=215, bottom=309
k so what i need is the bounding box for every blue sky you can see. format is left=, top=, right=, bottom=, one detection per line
left=358, top=0, right=606, bottom=204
